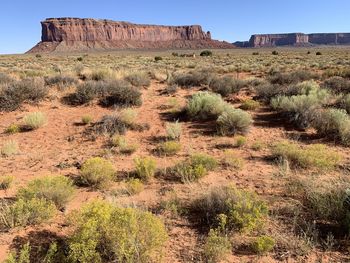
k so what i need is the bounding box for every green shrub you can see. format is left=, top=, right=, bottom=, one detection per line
left=209, top=76, right=246, bottom=97
left=222, top=150, right=245, bottom=170
left=5, top=123, right=20, bottom=134
left=191, top=185, right=268, bottom=232
left=125, top=72, right=151, bottom=87
left=125, top=178, right=144, bottom=195
left=165, top=121, right=182, bottom=140
left=134, top=157, right=157, bottom=181
left=313, top=108, right=350, bottom=145
left=200, top=50, right=213, bottom=57
left=23, top=112, right=47, bottom=130
left=272, top=141, right=341, bottom=170
left=252, top=235, right=275, bottom=254
left=4, top=242, right=31, bottom=263
left=173, top=153, right=217, bottom=182
left=0, top=175, right=14, bottom=190
left=117, top=108, right=137, bottom=126
left=0, top=198, right=56, bottom=228
left=17, top=176, right=75, bottom=210
left=186, top=92, right=228, bottom=120
left=81, top=115, right=93, bottom=125
left=158, top=141, right=181, bottom=156
left=1, top=140, right=19, bottom=157
left=110, top=135, right=138, bottom=154
left=80, top=157, right=115, bottom=188
left=203, top=229, right=231, bottom=263
left=235, top=135, right=247, bottom=147
left=216, top=108, right=252, bottom=136
left=240, top=99, right=260, bottom=110
left=67, top=200, right=167, bottom=263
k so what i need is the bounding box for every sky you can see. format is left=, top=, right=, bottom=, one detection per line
left=0, top=0, right=349, bottom=54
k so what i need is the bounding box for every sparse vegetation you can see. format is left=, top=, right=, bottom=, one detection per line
left=165, top=121, right=182, bottom=140
left=125, top=178, right=144, bottom=195
left=216, top=108, right=252, bottom=136
left=1, top=140, right=19, bottom=157
left=203, top=229, right=232, bottom=263
left=157, top=141, right=181, bottom=156
left=252, top=235, right=275, bottom=254
left=0, top=175, right=14, bottom=190
left=81, top=115, right=93, bottom=125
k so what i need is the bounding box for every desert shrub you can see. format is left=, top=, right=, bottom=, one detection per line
left=162, top=85, right=178, bottom=95
left=0, top=78, right=47, bottom=112
left=45, top=74, right=78, bottom=88
left=100, top=81, right=142, bottom=107
left=191, top=185, right=268, bottom=232
left=125, top=72, right=151, bottom=87
left=240, top=99, right=260, bottom=110
left=209, top=76, right=246, bottom=97
left=313, top=108, right=350, bottom=145
left=203, top=229, right=231, bottom=263
left=4, top=242, right=31, bottom=263
left=165, top=121, right=182, bottom=140
left=316, top=51, right=322, bottom=55
left=1, top=140, right=19, bottom=157
left=173, top=153, right=217, bottom=182
left=125, top=178, right=144, bottom=195
left=110, top=135, right=138, bottom=154
left=5, top=124, right=20, bottom=134
left=70, top=81, right=106, bottom=104
left=271, top=92, right=328, bottom=129
left=93, top=114, right=128, bottom=135
left=17, top=176, right=75, bottom=210
left=89, top=69, right=114, bottom=81
left=0, top=198, right=56, bottom=228
left=23, top=112, right=47, bottom=130
left=134, top=157, right=157, bottom=181
left=322, top=76, right=350, bottom=94
left=252, top=235, right=275, bottom=254
left=154, top=56, right=163, bottom=61
left=269, top=70, right=317, bottom=85
left=272, top=141, right=341, bottom=170
left=172, top=70, right=214, bottom=87
left=0, top=175, right=14, bottom=190
left=0, top=72, right=14, bottom=84
left=216, top=108, right=252, bottom=136
left=200, top=50, right=213, bottom=57
left=67, top=200, right=167, bottom=263
left=251, top=140, right=264, bottom=151
left=80, top=157, right=115, bottom=188
left=337, top=94, right=350, bottom=113
left=272, top=50, right=279, bottom=55
left=81, top=115, right=93, bottom=125
left=186, top=92, right=228, bottom=120
left=117, top=108, right=137, bottom=125
left=234, top=135, right=247, bottom=147
left=157, top=141, right=181, bottom=156
left=222, top=150, right=245, bottom=170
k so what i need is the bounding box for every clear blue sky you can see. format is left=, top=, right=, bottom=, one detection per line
left=1, top=0, right=349, bottom=54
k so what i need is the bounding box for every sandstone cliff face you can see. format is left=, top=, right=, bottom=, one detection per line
left=246, top=33, right=350, bottom=47
left=28, top=17, right=233, bottom=53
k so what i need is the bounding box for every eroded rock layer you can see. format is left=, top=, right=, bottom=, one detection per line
left=28, top=17, right=234, bottom=53
left=235, top=33, right=350, bottom=47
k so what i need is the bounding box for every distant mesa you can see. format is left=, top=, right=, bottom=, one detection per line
left=235, top=33, right=350, bottom=47
left=27, top=17, right=234, bottom=53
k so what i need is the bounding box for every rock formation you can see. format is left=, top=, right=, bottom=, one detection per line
left=28, top=18, right=234, bottom=53
left=235, top=33, right=350, bottom=47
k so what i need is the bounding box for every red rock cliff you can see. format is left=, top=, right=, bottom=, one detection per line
left=28, top=17, right=233, bottom=53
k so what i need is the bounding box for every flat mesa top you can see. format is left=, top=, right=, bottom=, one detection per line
left=42, top=17, right=201, bottom=28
